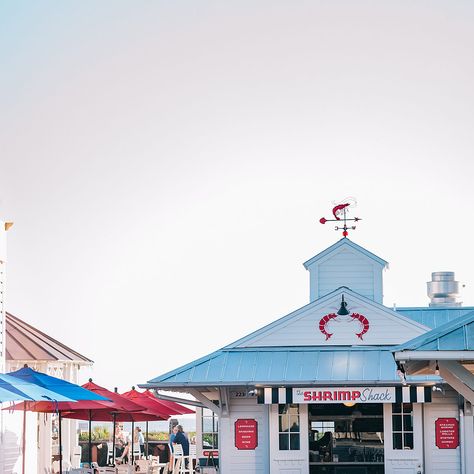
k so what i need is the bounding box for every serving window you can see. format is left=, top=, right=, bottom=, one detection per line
left=308, top=403, right=384, bottom=473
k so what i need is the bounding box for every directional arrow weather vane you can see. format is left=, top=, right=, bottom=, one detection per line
left=319, top=199, right=361, bottom=237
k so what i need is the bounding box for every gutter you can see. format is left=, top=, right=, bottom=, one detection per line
left=394, top=351, right=474, bottom=361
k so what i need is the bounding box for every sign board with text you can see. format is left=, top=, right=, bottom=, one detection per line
left=293, top=387, right=396, bottom=404
left=235, top=419, right=258, bottom=450
left=202, top=450, right=219, bottom=458
left=435, top=418, right=459, bottom=449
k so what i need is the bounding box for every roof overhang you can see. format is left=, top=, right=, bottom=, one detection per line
left=394, top=351, right=474, bottom=405
left=394, top=351, right=474, bottom=362
left=141, top=379, right=437, bottom=390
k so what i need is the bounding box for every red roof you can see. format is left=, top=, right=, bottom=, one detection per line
left=5, top=312, right=93, bottom=364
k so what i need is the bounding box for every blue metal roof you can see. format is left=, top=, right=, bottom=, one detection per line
left=303, top=238, right=388, bottom=269
left=146, top=346, right=436, bottom=388
left=395, top=310, right=474, bottom=351
left=397, top=307, right=474, bottom=329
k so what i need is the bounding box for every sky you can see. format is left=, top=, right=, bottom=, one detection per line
left=1, top=1, right=473, bottom=393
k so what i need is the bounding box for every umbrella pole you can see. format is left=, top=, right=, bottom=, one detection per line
left=22, top=405, right=26, bottom=474
left=145, top=421, right=149, bottom=459
left=59, top=411, right=63, bottom=474
left=112, top=413, right=116, bottom=466
left=89, top=409, right=92, bottom=466
left=130, top=420, right=134, bottom=465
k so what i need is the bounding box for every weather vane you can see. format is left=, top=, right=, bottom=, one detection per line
left=319, top=198, right=361, bottom=237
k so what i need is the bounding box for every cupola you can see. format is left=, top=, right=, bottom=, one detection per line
left=303, top=238, right=388, bottom=303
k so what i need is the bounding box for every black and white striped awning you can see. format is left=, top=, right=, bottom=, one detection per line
left=257, top=386, right=432, bottom=404
left=394, top=386, right=432, bottom=403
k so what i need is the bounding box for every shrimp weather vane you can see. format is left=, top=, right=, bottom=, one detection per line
left=319, top=199, right=361, bottom=237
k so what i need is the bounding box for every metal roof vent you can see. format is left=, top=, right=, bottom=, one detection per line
left=427, top=271, right=461, bottom=307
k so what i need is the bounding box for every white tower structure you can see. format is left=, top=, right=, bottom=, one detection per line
left=0, top=220, right=13, bottom=474
left=0, top=221, right=13, bottom=373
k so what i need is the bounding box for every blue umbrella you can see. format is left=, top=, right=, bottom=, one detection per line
left=1, top=371, right=75, bottom=474
left=0, top=386, right=31, bottom=401
left=9, top=366, right=109, bottom=473
left=0, top=373, right=74, bottom=402
left=8, top=367, right=109, bottom=401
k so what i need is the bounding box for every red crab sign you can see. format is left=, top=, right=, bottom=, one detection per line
left=318, top=296, right=370, bottom=341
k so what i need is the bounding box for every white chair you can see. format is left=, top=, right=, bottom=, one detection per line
left=69, top=469, right=94, bottom=474
left=72, top=446, right=82, bottom=469
left=189, top=444, right=196, bottom=462
left=185, top=445, right=196, bottom=474
left=116, top=465, right=134, bottom=474
left=131, top=441, right=142, bottom=461
left=173, top=444, right=194, bottom=474
left=172, top=445, right=183, bottom=472
left=106, top=442, right=114, bottom=465
left=150, top=464, right=168, bottom=474
left=174, top=444, right=184, bottom=457
left=172, top=457, right=182, bottom=474
left=146, top=456, right=168, bottom=474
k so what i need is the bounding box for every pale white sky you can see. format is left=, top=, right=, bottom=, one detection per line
left=1, top=1, right=473, bottom=391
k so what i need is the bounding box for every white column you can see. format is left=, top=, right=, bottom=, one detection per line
left=38, top=413, right=52, bottom=474
left=0, top=221, right=13, bottom=474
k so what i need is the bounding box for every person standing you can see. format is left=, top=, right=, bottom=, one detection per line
left=173, top=424, right=190, bottom=457
left=168, top=425, right=178, bottom=473
left=135, top=426, right=145, bottom=456
left=171, top=424, right=191, bottom=472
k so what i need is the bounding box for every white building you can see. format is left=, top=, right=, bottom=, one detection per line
left=145, top=237, right=474, bottom=474
left=4, top=312, right=93, bottom=473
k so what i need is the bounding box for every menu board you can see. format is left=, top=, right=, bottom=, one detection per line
left=235, top=419, right=258, bottom=450
left=435, top=418, right=459, bottom=449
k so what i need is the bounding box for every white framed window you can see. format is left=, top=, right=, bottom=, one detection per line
left=202, top=407, right=219, bottom=449
left=278, top=404, right=300, bottom=450
left=392, top=403, right=413, bottom=450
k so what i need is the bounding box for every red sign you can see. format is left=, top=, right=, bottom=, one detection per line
left=435, top=418, right=459, bottom=449
left=202, top=450, right=219, bottom=457
left=235, top=418, right=258, bottom=450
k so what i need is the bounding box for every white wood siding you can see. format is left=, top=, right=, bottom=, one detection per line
left=307, top=248, right=384, bottom=304
left=243, top=294, right=427, bottom=347
left=219, top=397, right=269, bottom=473
left=423, top=389, right=461, bottom=474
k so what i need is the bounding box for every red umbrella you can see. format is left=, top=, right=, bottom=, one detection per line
left=121, top=387, right=176, bottom=418
left=61, top=381, right=168, bottom=421
left=60, top=380, right=166, bottom=466
left=62, top=407, right=166, bottom=422
left=81, top=380, right=146, bottom=413
left=122, top=387, right=194, bottom=458
left=142, top=389, right=194, bottom=415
